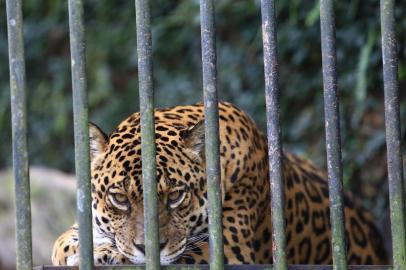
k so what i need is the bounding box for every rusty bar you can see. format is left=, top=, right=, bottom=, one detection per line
left=6, top=0, right=33, bottom=269
left=67, top=0, right=94, bottom=269
left=319, top=0, right=347, bottom=269
left=380, top=0, right=406, bottom=268
left=134, top=0, right=160, bottom=269
left=199, top=0, right=224, bottom=269
left=260, top=1, right=287, bottom=270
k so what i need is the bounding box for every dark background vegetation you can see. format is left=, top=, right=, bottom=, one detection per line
left=1, top=0, right=405, bottom=222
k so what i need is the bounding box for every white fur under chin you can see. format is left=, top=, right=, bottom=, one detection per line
left=125, top=240, right=187, bottom=265
left=66, top=254, right=79, bottom=266
left=126, top=255, right=179, bottom=265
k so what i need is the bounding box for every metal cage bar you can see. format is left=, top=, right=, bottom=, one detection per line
left=260, top=1, right=287, bottom=270
left=380, top=0, right=406, bottom=268
left=67, top=0, right=94, bottom=269
left=5, top=1, right=32, bottom=269
left=135, top=0, right=160, bottom=269
left=319, top=0, right=347, bottom=269
left=199, top=0, right=224, bottom=269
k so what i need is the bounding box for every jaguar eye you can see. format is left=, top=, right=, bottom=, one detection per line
left=167, top=190, right=186, bottom=209
left=108, top=192, right=129, bottom=211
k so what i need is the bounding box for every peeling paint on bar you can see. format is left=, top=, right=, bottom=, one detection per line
left=135, top=0, right=160, bottom=269
left=199, top=0, right=224, bottom=269
left=6, top=1, right=33, bottom=269
left=260, top=1, right=287, bottom=270
left=67, top=0, right=94, bottom=269
left=380, top=0, right=406, bottom=269
left=319, top=1, right=347, bottom=269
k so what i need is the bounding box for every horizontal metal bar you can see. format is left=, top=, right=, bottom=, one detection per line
left=6, top=0, right=32, bottom=269
left=135, top=0, right=160, bottom=269
left=260, top=1, right=287, bottom=270
left=319, top=0, right=347, bottom=269
left=199, top=0, right=224, bottom=269
left=380, top=0, right=406, bottom=268
left=67, top=0, right=94, bottom=269
left=34, top=265, right=394, bottom=270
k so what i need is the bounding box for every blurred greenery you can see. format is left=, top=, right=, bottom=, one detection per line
left=0, top=0, right=405, bottom=216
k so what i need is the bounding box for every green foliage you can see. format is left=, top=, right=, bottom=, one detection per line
left=0, top=0, right=405, bottom=212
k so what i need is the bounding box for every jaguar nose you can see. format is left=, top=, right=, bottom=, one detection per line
left=135, top=242, right=168, bottom=254
left=134, top=244, right=145, bottom=254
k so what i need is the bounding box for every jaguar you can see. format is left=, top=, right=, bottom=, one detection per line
left=52, top=102, right=387, bottom=265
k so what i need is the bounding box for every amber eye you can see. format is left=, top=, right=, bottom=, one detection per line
left=167, top=190, right=186, bottom=209
left=108, top=192, right=129, bottom=211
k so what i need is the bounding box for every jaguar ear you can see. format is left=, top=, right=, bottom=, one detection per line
left=181, top=120, right=205, bottom=162
left=89, top=122, right=108, bottom=163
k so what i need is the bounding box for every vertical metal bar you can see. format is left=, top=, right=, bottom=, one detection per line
left=67, top=1, right=94, bottom=269
left=319, top=1, right=347, bottom=269
left=135, top=0, right=160, bottom=269
left=199, top=0, right=224, bottom=269
left=5, top=1, right=32, bottom=269
left=260, top=1, right=287, bottom=270
left=380, top=0, right=406, bottom=268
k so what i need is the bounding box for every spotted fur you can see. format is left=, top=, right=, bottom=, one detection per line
left=52, top=102, right=387, bottom=265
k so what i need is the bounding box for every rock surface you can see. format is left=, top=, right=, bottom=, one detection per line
left=0, top=167, right=76, bottom=269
